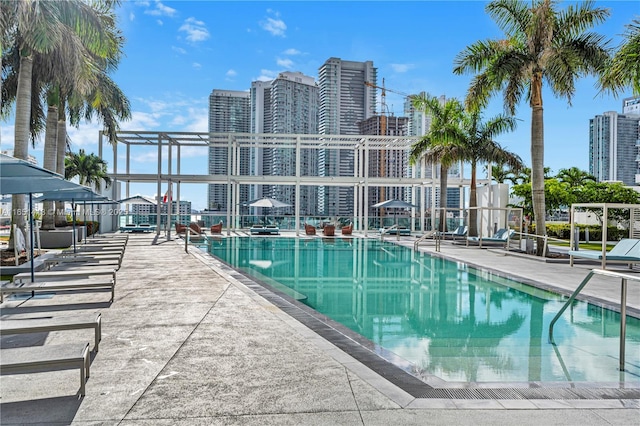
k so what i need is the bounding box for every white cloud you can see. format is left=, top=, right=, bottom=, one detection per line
left=184, top=110, right=208, bottom=133
left=283, top=48, right=301, bottom=55
left=129, top=12, right=135, bottom=21
left=226, top=69, right=237, bottom=77
left=391, top=63, right=415, bottom=73
left=260, top=11, right=286, bottom=37
left=144, top=1, right=177, bottom=17
left=157, top=19, right=163, bottom=26
left=256, top=69, right=278, bottom=81
left=276, top=58, right=293, bottom=69
left=172, top=46, right=187, bottom=54
left=192, top=62, right=202, bottom=69
left=179, top=17, right=210, bottom=42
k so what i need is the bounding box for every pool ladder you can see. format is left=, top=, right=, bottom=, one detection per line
left=413, top=230, right=441, bottom=252
left=548, top=268, right=636, bottom=371
left=184, top=228, right=211, bottom=252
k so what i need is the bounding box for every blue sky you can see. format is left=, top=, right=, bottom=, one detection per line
left=2, top=0, right=639, bottom=210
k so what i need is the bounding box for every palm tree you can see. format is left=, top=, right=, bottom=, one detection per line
left=453, top=0, right=611, bottom=255
left=410, top=94, right=465, bottom=232
left=456, top=109, right=523, bottom=237
left=65, top=149, right=111, bottom=188
left=1, top=0, right=118, bottom=238
left=556, top=167, right=596, bottom=188
left=601, top=17, right=640, bottom=96
left=486, top=164, right=510, bottom=184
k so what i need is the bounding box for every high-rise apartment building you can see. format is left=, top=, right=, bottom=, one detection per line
left=208, top=90, right=250, bottom=211
left=623, top=96, right=640, bottom=115
left=251, top=71, right=319, bottom=214
left=318, top=58, right=377, bottom=216
left=251, top=72, right=319, bottom=214
left=589, top=110, right=640, bottom=186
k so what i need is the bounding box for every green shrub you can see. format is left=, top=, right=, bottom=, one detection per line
left=531, top=223, right=628, bottom=241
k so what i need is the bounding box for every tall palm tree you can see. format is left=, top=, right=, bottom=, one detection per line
left=410, top=94, right=465, bottom=232
left=1, top=0, right=117, bottom=239
left=453, top=0, right=611, bottom=255
left=65, top=149, right=111, bottom=188
left=455, top=109, right=523, bottom=237
left=601, top=17, right=640, bottom=96
left=556, top=167, right=596, bottom=188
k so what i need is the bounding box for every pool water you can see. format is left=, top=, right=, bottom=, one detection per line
left=207, top=237, right=640, bottom=384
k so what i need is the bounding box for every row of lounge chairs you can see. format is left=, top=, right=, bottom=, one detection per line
left=0, top=233, right=127, bottom=397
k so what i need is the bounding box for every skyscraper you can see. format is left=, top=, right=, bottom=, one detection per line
left=589, top=110, right=640, bottom=186
left=251, top=72, right=319, bottom=214
left=318, top=58, right=377, bottom=216
left=208, top=90, right=250, bottom=211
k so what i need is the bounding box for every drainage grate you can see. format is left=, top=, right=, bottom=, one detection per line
left=419, top=388, right=640, bottom=400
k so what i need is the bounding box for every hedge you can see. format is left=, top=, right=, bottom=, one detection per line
left=529, top=223, right=628, bottom=241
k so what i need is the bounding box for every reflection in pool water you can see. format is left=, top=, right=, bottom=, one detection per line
left=208, top=237, right=640, bottom=384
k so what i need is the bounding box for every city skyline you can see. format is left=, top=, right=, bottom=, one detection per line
left=1, top=1, right=638, bottom=210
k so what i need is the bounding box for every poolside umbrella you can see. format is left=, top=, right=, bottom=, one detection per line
left=372, top=199, right=418, bottom=229
left=0, top=154, right=82, bottom=281
left=116, top=194, right=157, bottom=205
left=35, top=186, right=108, bottom=252
left=116, top=195, right=157, bottom=227
left=248, top=197, right=291, bottom=225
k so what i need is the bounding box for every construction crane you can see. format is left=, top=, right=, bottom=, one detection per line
left=364, top=79, right=411, bottom=132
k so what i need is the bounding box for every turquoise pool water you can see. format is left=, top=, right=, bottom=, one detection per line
left=207, top=237, right=640, bottom=384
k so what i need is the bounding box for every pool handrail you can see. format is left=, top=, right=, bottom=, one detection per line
left=414, top=230, right=441, bottom=252
left=548, top=268, right=635, bottom=371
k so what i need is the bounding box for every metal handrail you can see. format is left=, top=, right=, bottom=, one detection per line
left=184, top=227, right=210, bottom=253
left=548, top=268, right=634, bottom=371
left=379, top=224, right=398, bottom=241
left=414, top=230, right=441, bottom=252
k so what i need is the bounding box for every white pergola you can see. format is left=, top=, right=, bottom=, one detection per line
left=99, top=131, right=486, bottom=236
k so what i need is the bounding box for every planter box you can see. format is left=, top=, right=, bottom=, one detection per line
left=38, top=229, right=79, bottom=249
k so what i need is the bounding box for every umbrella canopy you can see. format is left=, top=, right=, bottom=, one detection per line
left=0, top=153, right=64, bottom=179
left=0, top=154, right=84, bottom=282
left=116, top=194, right=157, bottom=205
left=33, top=186, right=106, bottom=202
left=248, top=197, right=292, bottom=208
left=1, top=177, right=81, bottom=194
left=372, top=199, right=418, bottom=209
left=372, top=199, right=418, bottom=238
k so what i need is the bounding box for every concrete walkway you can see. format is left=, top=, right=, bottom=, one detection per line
left=1, top=233, right=638, bottom=425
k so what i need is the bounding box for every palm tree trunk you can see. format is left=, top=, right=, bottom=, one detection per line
left=439, top=164, right=448, bottom=232
left=9, top=54, right=33, bottom=249
left=468, top=162, right=478, bottom=237
left=42, top=102, right=59, bottom=230
left=531, top=77, right=547, bottom=256
left=55, top=105, right=68, bottom=227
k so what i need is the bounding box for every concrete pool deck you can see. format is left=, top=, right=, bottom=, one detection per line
left=0, top=232, right=638, bottom=424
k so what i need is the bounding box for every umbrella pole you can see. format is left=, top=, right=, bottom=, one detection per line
left=72, top=201, right=77, bottom=253
left=29, top=193, right=35, bottom=283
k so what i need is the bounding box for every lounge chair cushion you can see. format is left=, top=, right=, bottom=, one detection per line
left=568, top=238, right=640, bottom=261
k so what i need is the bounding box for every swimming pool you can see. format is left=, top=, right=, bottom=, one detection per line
left=207, top=237, right=640, bottom=385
